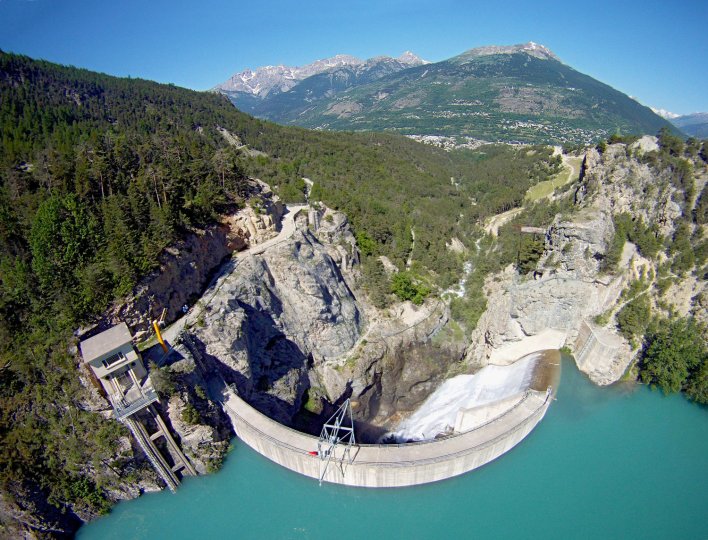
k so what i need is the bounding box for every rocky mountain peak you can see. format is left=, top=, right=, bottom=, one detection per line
left=650, top=107, right=680, bottom=120
left=456, top=41, right=560, bottom=62
left=397, top=51, right=428, bottom=65
left=214, top=54, right=364, bottom=96
left=215, top=51, right=424, bottom=97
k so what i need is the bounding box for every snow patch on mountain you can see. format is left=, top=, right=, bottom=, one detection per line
left=650, top=107, right=680, bottom=120
left=215, top=52, right=426, bottom=97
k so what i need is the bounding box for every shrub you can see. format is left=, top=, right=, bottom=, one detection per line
left=148, top=362, right=175, bottom=398
left=362, top=258, right=390, bottom=308
left=616, top=295, right=651, bottom=343
left=356, top=231, right=377, bottom=257
left=450, top=294, right=487, bottom=331
left=181, top=402, right=200, bottom=424
left=685, top=361, right=708, bottom=404
left=668, top=220, right=695, bottom=275
left=657, top=127, right=684, bottom=157
left=391, top=272, right=430, bottom=305
left=516, top=236, right=544, bottom=274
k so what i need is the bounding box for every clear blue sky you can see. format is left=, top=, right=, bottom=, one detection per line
left=1, top=0, right=706, bottom=115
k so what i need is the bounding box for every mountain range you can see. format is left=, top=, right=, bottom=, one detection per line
left=214, top=52, right=427, bottom=120
left=215, top=42, right=677, bottom=145
left=671, top=113, right=708, bottom=138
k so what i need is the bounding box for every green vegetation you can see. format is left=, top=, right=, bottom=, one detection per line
left=525, top=156, right=582, bottom=202
left=516, top=236, right=545, bottom=274
left=0, top=49, right=700, bottom=529
left=432, top=319, right=465, bottom=347
left=641, top=129, right=696, bottom=211
left=559, top=345, right=574, bottom=357
left=667, top=220, right=696, bottom=275
left=621, top=272, right=652, bottom=301
left=0, top=52, right=566, bottom=516
left=639, top=318, right=707, bottom=403
left=361, top=258, right=390, bottom=309
left=593, top=311, right=611, bottom=327
left=194, top=385, right=207, bottom=400
left=390, top=272, right=430, bottom=305
left=450, top=291, right=488, bottom=332
left=616, top=295, right=651, bottom=346
left=181, top=403, right=201, bottom=425
left=302, top=387, right=324, bottom=414
left=607, top=133, right=640, bottom=146
left=148, top=362, right=175, bottom=398
left=602, top=213, right=664, bottom=272
left=447, top=195, right=576, bottom=330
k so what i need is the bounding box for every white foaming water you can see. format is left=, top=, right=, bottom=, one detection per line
left=386, top=353, right=539, bottom=442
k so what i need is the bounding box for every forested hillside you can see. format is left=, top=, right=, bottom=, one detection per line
left=0, top=51, right=563, bottom=529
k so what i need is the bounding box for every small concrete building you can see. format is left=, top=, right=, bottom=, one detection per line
left=80, top=322, right=158, bottom=420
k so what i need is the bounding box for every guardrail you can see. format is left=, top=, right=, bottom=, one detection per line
left=112, top=388, right=159, bottom=420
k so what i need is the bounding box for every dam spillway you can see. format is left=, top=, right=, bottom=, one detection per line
left=387, top=351, right=545, bottom=442
left=222, top=349, right=560, bottom=488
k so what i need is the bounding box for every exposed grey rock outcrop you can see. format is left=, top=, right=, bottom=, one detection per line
left=160, top=345, right=233, bottom=474
left=312, top=207, right=360, bottom=277
left=466, top=142, right=700, bottom=385
left=164, top=207, right=465, bottom=439
left=317, top=301, right=467, bottom=438
left=184, top=227, right=362, bottom=424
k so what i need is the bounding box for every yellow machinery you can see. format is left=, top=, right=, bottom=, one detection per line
left=153, top=320, right=169, bottom=353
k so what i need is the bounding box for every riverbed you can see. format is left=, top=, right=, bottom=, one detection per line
left=78, top=356, right=707, bottom=539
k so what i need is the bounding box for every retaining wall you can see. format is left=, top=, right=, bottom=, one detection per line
left=574, top=320, right=625, bottom=383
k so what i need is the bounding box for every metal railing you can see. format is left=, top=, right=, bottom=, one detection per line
left=112, top=388, right=159, bottom=420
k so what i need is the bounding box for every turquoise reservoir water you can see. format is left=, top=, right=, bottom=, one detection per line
left=78, top=358, right=707, bottom=539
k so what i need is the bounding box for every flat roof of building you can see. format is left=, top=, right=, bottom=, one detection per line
left=79, top=322, right=133, bottom=363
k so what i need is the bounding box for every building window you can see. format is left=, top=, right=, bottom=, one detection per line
left=101, top=352, right=125, bottom=369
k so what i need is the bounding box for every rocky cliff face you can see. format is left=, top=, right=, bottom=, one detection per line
left=158, top=204, right=465, bottom=440
left=160, top=345, right=234, bottom=474
left=104, top=180, right=283, bottom=335
left=466, top=140, right=705, bottom=384
left=315, top=300, right=467, bottom=439
left=182, top=225, right=363, bottom=424
left=311, top=206, right=361, bottom=284
left=53, top=138, right=703, bottom=537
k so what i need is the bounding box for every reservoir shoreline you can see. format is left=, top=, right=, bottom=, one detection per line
left=77, top=355, right=708, bottom=540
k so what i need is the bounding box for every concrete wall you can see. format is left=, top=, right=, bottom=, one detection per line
left=574, top=320, right=627, bottom=384
left=223, top=387, right=552, bottom=488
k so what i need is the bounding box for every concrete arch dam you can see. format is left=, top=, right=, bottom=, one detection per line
left=222, top=350, right=560, bottom=488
